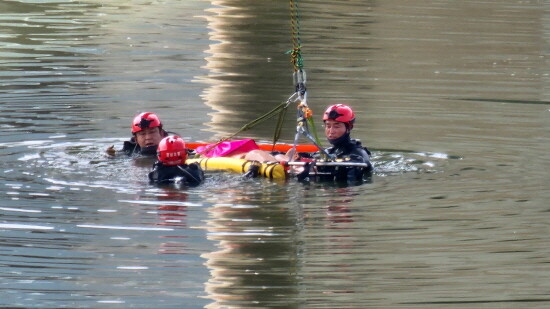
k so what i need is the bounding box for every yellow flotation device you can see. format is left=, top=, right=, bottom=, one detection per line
left=186, top=157, right=287, bottom=180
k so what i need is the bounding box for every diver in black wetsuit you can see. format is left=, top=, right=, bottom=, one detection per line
left=304, top=104, right=373, bottom=183
left=148, top=136, right=204, bottom=186
left=106, top=112, right=170, bottom=157
left=123, top=112, right=169, bottom=156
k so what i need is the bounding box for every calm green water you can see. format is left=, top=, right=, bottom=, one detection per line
left=1, top=0, right=549, bottom=308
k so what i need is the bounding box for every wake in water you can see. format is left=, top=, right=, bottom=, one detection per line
left=5, top=137, right=461, bottom=195
left=372, top=150, right=461, bottom=177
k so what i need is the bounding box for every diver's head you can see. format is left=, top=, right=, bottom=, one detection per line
left=323, top=104, right=355, bottom=144
left=131, top=112, right=167, bottom=153
left=157, top=136, right=187, bottom=166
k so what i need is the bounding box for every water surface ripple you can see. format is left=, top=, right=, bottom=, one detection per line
left=1, top=0, right=549, bottom=308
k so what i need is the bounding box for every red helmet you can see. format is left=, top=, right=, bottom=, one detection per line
left=132, top=112, right=162, bottom=133
left=323, top=104, right=355, bottom=127
left=157, top=136, right=187, bottom=166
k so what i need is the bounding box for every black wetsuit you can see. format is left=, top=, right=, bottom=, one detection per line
left=121, top=129, right=173, bottom=157
left=311, top=133, right=373, bottom=183
left=122, top=138, right=158, bottom=157
left=148, top=162, right=204, bottom=186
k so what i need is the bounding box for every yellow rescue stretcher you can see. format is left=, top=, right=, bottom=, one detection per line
left=186, top=157, right=287, bottom=180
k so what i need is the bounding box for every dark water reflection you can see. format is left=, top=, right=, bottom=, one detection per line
left=1, top=0, right=550, bottom=308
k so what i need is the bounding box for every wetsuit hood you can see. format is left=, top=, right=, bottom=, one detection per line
left=140, top=145, right=158, bottom=156
left=122, top=138, right=158, bottom=156
left=328, top=132, right=351, bottom=147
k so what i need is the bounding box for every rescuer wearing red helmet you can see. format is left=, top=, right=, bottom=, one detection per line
left=268, top=103, right=372, bottom=183
left=123, top=112, right=169, bottom=156
left=105, top=112, right=172, bottom=157
left=312, top=103, right=372, bottom=183
left=148, top=136, right=204, bottom=186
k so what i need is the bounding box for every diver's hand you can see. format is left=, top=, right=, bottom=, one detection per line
left=106, top=145, right=116, bottom=157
